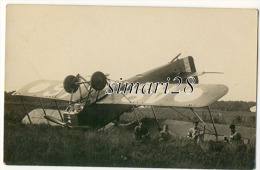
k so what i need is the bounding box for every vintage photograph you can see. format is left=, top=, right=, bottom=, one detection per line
left=3, top=4, right=258, bottom=169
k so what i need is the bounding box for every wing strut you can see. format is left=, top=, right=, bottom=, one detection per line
left=39, top=99, right=50, bottom=125
left=96, top=91, right=100, bottom=101
left=78, top=84, right=82, bottom=102
left=207, top=106, right=218, bottom=140
left=121, top=93, right=131, bottom=103
left=54, top=100, right=63, bottom=121
left=190, top=108, right=206, bottom=140
left=69, top=89, right=74, bottom=105
left=151, top=106, right=161, bottom=131
left=120, top=93, right=144, bottom=124
left=20, top=96, right=32, bottom=124
left=170, top=107, right=215, bottom=135
left=135, top=107, right=146, bottom=117
left=77, top=74, right=95, bottom=100
left=85, top=86, right=93, bottom=106
left=39, top=99, right=47, bottom=116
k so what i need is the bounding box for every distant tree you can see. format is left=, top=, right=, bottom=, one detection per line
left=210, top=100, right=256, bottom=111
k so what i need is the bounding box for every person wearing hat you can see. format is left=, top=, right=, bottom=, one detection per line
left=159, top=124, right=172, bottom=142
left=187, top=120, right=203, bottom=143
left=133, top=122, right=150, bottom=141
left=224, top=124, right=242, bottom=144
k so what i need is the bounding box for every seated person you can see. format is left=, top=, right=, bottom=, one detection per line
left=187, top=120, right=203, bottom=143
left=133, top=122, right=150, bottom=140
left=159, top=124, right=171, bottom=142
left=224, top=124, right=243, bottom=144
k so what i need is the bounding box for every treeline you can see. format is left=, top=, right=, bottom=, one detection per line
left=210, top=101, right=256, bottom=112
left=4, top=91, right=256, bottom=112
left=5, top=91, right=24, bottom=102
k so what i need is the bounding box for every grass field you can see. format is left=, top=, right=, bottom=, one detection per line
left=4, top=103, right=256, bottom=168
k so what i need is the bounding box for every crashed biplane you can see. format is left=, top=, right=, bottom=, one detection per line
left=13, top=54, right=228, bottom=139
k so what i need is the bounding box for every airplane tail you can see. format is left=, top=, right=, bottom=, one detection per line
left=177, top=56, right=199, bottom=83
left=179, top=56, right=196, bottom=73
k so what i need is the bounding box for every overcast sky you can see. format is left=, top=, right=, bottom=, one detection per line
left=5, top=5, right=258, bottom=101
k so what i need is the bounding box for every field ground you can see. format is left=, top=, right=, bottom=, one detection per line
left=4, top=103, right=256, bottom=168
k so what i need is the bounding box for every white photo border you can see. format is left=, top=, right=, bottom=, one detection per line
left=0, top=1, right=259, bottom=170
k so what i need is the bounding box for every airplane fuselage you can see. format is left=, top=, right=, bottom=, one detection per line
left=77, top=56, right=198, bottom=127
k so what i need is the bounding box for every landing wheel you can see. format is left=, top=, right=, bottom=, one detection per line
left=91, top=71, right=107, bottom=91
left=63, top=75, right=79, bottom=93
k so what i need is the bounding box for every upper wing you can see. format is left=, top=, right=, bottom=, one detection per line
left=97, top=84, right=228, bottom=107
left=12, top=80, right=89, bottom=102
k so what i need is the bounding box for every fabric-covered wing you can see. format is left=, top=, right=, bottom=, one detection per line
left=97, top=84, right=228, bottom=107
left=21, top=109, right=65, bottom=125
left=12, top=80, right=89, bottom=102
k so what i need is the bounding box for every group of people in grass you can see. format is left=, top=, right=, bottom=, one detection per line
left=133, top=119, right=243, bottom=144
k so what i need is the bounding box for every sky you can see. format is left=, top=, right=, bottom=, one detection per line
left=4, top=5, right=258, bottom=102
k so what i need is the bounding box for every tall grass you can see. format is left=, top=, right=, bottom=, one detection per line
left=4, top=103, right=256, bottom=168
left=4, top=123, right=255, bottom=168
